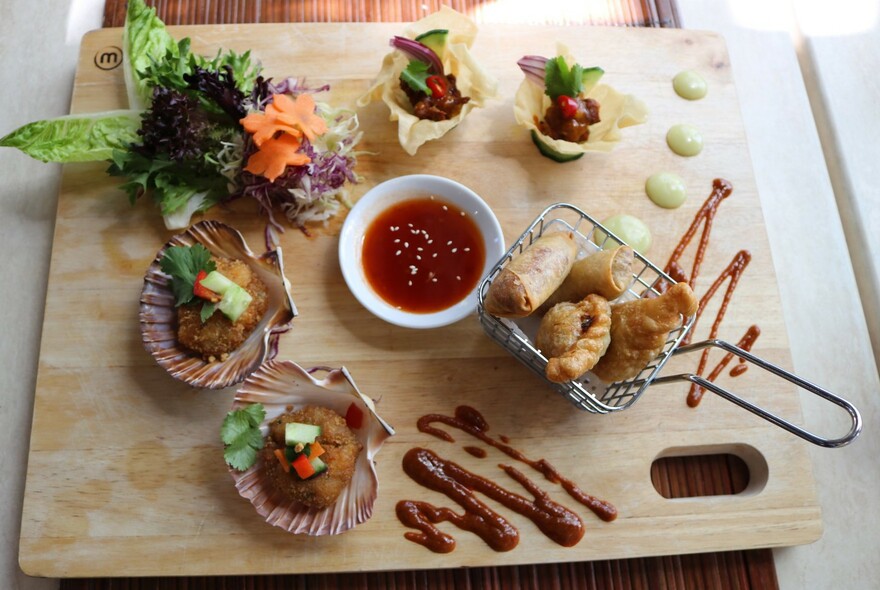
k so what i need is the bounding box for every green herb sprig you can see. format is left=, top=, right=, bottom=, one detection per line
left=221, top=403, right=266, bottom=471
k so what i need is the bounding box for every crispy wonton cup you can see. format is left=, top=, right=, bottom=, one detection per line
left=356, top=6, right=499, bottom=155
left=513, top=44, right=648, bottom=157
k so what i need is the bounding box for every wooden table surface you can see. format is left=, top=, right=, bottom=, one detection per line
left=0, top=0, right=874, bottom=589
left=43, top=1, right=789, bottom=588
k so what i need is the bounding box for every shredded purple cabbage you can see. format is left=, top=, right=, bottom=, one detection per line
left=238, top=80, right=361, bottom=233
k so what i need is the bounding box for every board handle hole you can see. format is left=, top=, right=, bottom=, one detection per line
left=651, top=445, right=769, bottom=498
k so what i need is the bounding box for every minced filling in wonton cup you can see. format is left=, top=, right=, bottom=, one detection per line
left=513, top=44, right=648, bottom=156
left=356, top=6, right=499, bottom=155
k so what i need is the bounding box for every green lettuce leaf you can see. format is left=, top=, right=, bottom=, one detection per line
left=123, top=0, right=180, bottom=110
left=196, top=48, right=262, bottom=94
left=107, top=148, right=228, bottom=228
left=0, top=111, right=141, bottom=163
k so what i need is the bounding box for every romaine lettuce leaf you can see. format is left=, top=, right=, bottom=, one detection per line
left=0, top=111, right=141, bottom=163
left=123, top=0, right=179, bottom=110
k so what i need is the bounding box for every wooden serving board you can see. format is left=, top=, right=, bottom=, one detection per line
left=20, top=23, right=821, bottom=577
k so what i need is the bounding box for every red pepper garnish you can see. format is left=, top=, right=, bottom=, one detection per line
left=193, top=269, right=220, bottom=302
left=345, top=402, right=364, bottom=429
left=426, top=75, right=448, bottom=98
left=291, top=453, right=316, bottom=479
left=556, top=95, right=579, bottom=119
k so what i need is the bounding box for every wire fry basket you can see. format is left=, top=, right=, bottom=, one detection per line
left=477, top=203, right=862, bottom=448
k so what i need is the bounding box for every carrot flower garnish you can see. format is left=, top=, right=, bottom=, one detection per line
left=241, top=111, right=303, bottom=147
left=240, top=93, right=328, bottom=182
left=243, top=134, right=310, bottom=182
left=266, top=94, right=328, bottom=142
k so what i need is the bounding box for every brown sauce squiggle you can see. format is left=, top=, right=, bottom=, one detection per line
left=417, top=406, right=617, bottom=522
left=464, top=446, right=487, bottom=458
left=662, top=179, right=762, bottom=407
left=398, top=448, right=584, bottom=552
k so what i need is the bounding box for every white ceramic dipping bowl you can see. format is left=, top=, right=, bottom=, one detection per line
left=339, top=175, right=504, bottom=329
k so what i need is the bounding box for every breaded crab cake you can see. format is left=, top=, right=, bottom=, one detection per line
left=263, top=406, right=363, bottom=509
left=177, top=257, right=269, bottom=361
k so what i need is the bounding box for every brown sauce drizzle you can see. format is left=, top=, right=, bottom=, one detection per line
left=661, top=179, right=762, bottom=407
left=416, top=406, right=617, bottom=522
left=464, top=446, right=487, bottom=458
left=398, top=448, right=584, bottom=552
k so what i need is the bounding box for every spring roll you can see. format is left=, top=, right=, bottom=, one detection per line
left=539, top=245, right=634, bottom=313
left=484, top=231, right=578, bottom=317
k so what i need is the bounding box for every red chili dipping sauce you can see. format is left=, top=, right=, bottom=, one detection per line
left=362, top=197, right=486, bottom=313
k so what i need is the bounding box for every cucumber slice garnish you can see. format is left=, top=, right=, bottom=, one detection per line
left=530, top=130, right=584, bottom=163
left=414, top=29, right=448, bottom=57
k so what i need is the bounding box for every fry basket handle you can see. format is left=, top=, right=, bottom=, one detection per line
left=651, top=339, right=862, bottom=448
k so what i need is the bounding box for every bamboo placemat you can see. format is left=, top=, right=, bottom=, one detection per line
left=58, top=1, right=776, bottom=588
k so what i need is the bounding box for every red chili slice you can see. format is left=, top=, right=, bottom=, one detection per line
left=345, top=402, right=364, bottom=429
left=556, top=95, right=579, bottom=119
left=193, top=269, right=220, bottom=301
left=426, top=75, right=448, bottom=98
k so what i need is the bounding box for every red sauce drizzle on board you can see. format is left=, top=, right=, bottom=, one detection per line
left=396, top=406, right=617, bottom=554
left=362, top=197, right=486, bottom=313
left=661, top=179, right=762, bottom=407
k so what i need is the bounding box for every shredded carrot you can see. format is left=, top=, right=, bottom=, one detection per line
left=266, top=93, right=328, bottom=142
left=243, top=134, right=311, bottom=182
left=273, top=448, right=290, bottom=473
left=309, top=441, right=326, bottom=459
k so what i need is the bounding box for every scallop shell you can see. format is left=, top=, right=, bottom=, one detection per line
left=230, top=360, right=394, bottom=535
left=139, top=220, right=297, bottom=390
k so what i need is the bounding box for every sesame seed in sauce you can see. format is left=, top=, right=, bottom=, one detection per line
left=362, top=197, right=485, bottom=313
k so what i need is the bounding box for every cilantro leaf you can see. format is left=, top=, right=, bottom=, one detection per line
left=544, top=56, right=585, bottom=100
left=224, top=430, right=264, bottom=471
left=200, top=302, right=218, bottom=323
left=241, top=403, right=266, bottom=427
left=400, top=60, right=431, bottom=94
left=159, top=244, right=216, bottom=306
left=221, top=404, right=266, bottom=471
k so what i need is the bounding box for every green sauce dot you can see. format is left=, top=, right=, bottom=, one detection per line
left=673, top=70, right=708, bottom=100
left=666, top=124, right=703, bottom=157
left=595, top=214, right=652, bottom=255
left=646, top=172, right=687, bottom=209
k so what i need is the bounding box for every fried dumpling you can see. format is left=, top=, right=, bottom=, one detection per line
left=536, top=294, right=612, bottom=383
left=591, top=282, right=698, bottom=383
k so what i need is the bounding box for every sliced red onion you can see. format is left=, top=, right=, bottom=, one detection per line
left=517, top=55, right=549, bottom=87
left=390, top=36, right=444, bottom=74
